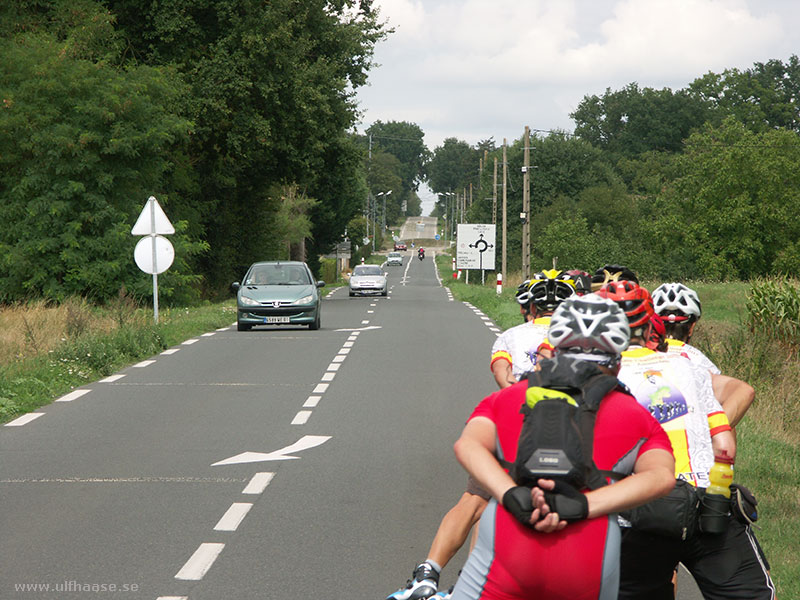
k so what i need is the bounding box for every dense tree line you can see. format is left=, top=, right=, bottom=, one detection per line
left=426, top=55, right=800, bottom=280
left=0, top=0, right=388, bottom=302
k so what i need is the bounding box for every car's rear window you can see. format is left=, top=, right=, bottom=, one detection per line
left=354, top=266, right=383, bottom=276
left=246, top=265, right=311, bottom=285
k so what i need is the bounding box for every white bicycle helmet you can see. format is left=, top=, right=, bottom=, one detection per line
left=548, top=295, right=630, bottom=363
left=651, top=283, right=702, bottom=322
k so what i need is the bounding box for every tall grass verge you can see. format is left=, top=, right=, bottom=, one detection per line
left=0, top=300, right=236, bottom=423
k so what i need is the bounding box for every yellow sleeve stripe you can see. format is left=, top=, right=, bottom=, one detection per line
left=490, top=351, right=512, bottom=370
left=708, top=411, right=732, bottom=435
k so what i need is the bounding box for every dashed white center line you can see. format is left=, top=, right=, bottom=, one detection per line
left=56, top=389, right=92, bottom=402
left=291, top=410, right=312, bottom=425
left=242, top=472, right=275, bottom=495
left=99, top=374, right=126, bottom=383
left=174, top=543, right=225, bottom=581
left=313, top=383, right=329, bottom=393
left=161, top=349, right=180, bottom=355
left=5, top=413, right=44, bottom=427
left=303, top=396, right=321, bottom=408
left=361, top=320, right=369, bottom=324
left=157, top=596, right=188, bottom=600
left=367, top=310, right=374, bottom=314
left=214, top=503, right=253, bottom=531
left=133, top=360, right=156, bottom=368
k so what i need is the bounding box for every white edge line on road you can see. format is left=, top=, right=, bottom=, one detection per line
left=201, top=332, right=215, bottom=337
left=337, top=348, right=350, bottom=355
left=56, top=389, right=92, bottom=402
left=161, top=349, right=180, bottom=355
left=331, top=355, right=346, bottom=363
left=99, top=374, right=126, bottom=383
left=182, top=339, right=199, bottom=345
left=313, top=383, right=329, bottom=394
left=157, top=596, right=188, bottom=600
left=326, top=363, right=341, bottom=372
left=133, top=360, right=156, bottom=368
left=213, top=503, right=253, bottom=531
left=304, top=396, right=321, bottom=408
left=175, top=543, right=225, bottom=580
left=342, top=341, right=354, bottom=348
left=291, top=410, right=312, bottom=425
left=320, top=372, right=335, bottom=382
left=5, top=413, right=44, bottom=427
left=242, top=472, right=275, bottom=495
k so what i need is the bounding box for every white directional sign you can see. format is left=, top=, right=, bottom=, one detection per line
left=456, top=224, right=496, bottom=270
left=212, top=435, right=332, bottom=466
left=131, top=196, right=175, bottom=235
left=134, top=235, right=174, bottom=275
left=132, top=195, right=175, bottom=324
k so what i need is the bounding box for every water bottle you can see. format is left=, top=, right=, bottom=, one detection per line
left=700, top=451, right=734, bottom=534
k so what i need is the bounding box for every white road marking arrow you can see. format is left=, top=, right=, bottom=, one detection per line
left=212, top=435, right=331, bottom=466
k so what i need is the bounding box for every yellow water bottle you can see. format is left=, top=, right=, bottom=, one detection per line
left=700, top=451, right=734, bottom=533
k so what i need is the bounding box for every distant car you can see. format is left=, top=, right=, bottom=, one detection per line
left=394, top=241, right=407, bottom=251
left=349, top=265, right=388, bottom=297
left=232, top=261, right=325, bottom=331
left=386, top=252, right=403, bottom=266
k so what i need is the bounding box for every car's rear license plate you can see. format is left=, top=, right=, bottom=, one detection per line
left=264, top=316, right=290, bottom=323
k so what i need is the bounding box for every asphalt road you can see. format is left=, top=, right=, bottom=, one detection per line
left=0, top=252, right=703, bottom=600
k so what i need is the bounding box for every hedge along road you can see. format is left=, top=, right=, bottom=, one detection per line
left=0, top=251, right=704, bottom=600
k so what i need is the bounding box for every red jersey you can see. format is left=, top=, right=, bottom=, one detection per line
left=454, top=380, right=671, bottom=600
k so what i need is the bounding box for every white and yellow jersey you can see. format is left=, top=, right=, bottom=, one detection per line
left=617, top=346, right=731, bottom=487
left=490, top=317, right=550, bottom=380
left=665, top=338, right=721, bottom=375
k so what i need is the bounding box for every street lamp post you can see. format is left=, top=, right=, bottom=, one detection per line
left=374, top=191, right=392, bottom=250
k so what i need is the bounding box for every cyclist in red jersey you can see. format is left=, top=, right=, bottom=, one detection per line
left=450, top=295, right=674, bottom=600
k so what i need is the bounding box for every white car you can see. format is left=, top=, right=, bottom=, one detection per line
left=386, top=252, right=403, bottom=267
left=349, top=265, right=388, bottom=297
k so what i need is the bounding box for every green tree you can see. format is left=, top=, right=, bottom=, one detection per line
left=571, top=83, right=711, bottom=157
left=671, top=118, right=800, bottom=278
left=689, top=56, right=800, bottom=133
left=0, top=35, right=200, bottom=302
left=109, top=0, right=387, bottom=288
left=428, top=138, right=480, bottom=215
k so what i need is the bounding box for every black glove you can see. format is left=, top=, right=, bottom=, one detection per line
left=542, top=481, right=589, bottom=522
left=502, top=486, right=534, bottom=526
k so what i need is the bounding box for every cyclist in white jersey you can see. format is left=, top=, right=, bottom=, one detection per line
left=490, top=270, right=576, bottom=387
left=387, top=271, right=577, bottom=600
left=652, top=283, right=754, bottom=429
left=598, top=281, right=775, bottom=600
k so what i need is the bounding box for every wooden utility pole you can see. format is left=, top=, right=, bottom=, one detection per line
left=492, top=157, right=498, bottom=225
left=469, top=183, right=473, bottom=209
left=502, top=138, right=508, bottom=285
left=522, top=126, right=531, bottom=279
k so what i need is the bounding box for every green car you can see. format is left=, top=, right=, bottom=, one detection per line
left=232, top=261, right=325, bottom=331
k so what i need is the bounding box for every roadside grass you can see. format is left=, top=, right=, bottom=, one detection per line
left=436, top=258, right=799, bottom=598
left=0, top=300, right=236, bottom=424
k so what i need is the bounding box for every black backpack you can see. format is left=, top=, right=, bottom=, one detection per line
left=500, top=356, right=628, bottom=491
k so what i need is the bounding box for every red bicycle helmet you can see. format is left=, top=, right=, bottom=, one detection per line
left=595, top=281, right=654, bottom=328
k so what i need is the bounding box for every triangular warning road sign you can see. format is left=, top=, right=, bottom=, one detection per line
left=131, top=196, right=175, bottom=235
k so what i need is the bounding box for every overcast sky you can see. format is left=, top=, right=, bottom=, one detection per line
left=354, top=0, right=800, bottom=213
